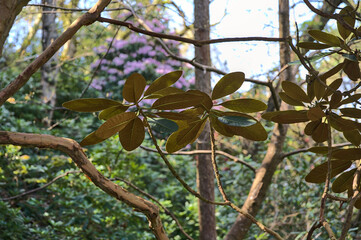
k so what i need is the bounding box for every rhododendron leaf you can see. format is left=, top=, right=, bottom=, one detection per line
left=80, top=131, right=106, bottom=146
left=145, top=87, right=184, bottom=99
left=308, top=30, right=342, bottom=47
left=308, top=146, right=338, bottom=154
left=297, top=41, right=331, bottom=49
left=148, top=118, right=178, bottom=134
left=329, top=113, right=357, bottom=131
left=343, top=129, right=361, bottom=146
left=304, top=120, right=321, bottom=136
left=262, top=110, right=309, bottom=124
left=332, top=169, right=356, bottom=193
left=166, top=118, right=207, bottom=153
left=339, top=93, right=361, bottom=105
left=319, top=62, right=345, bottom=81
left=63, top=98, right=122, bottom=112
left=279, top=92, right=304, bottom=106
left=324, top=78, right=343, bottom=98
left=144, top=70, right=183, bottom=96
left=123, top=73, right=146, bottom=102
left=156, top=111, right=194, bottom=120
left=305, top=160, right=352, bottom=183
left=343, top=59, right=361, bottom=81
left=152, top=92, right=204, bottom=110
left=312, top=122, right=329, bottom=143
left=118, top=117, right=145, bottom=151
left=282, top=81, right=310, bottom=103
left=187, top=90, right=213, bottom=110
left=329, top=91, right=343, bottom=109
left=209, top=115, right=234, bottom=137
left=95, top=112, right=137, bottom=139
left=337, top=6, right=355, bottom=40
left=314, top=79, right=326, bottom=100
left=217, top=115, right=256, bottom=127
left=220, top=99, right=267, bottom=113
left=340, top=108, right=361, bottom=118
left=332, top=148, right=361, bottom=160
left=98, top=105, right=129, bottom=120
left=307, top=106, right=325, bottom=121
left=211, top=72, right=245, bottom=100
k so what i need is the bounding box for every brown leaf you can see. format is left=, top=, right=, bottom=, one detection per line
left=144, top=70, right=182, bottom=96
left=305, top=160, right=352, bottom=183
left=332, top=169, right=356, bottom=193
left=312, top=122, right=329, bottom=143
left=211, top=72, right=245, bottom=100
left=118, top=117, right=145, bottom=151
left=282, top=81, right=310, bottom=103
left=279, top=92, right=305, bottom=106
left=307, top=106, right=325, bottom=121
left=343, top=129, right=361, bottom=146
left=343, top=59, right=361, bottom=81
left=123, top=73, right=146, bottom=102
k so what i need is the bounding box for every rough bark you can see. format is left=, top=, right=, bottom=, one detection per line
left=194, top=0, right=216, bottom=239
left=0, top=0, right=30, bottom=57
left=225, top=1, right=342, bottom=239
left=0, top=131, right=169, bottom=240
left=0, top=0, right=112, bottom=106
left=41, top=0, right=58, bottom=125
left=225, top=1, right=292, bottom=239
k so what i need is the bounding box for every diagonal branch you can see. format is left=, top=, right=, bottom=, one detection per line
left=0, top=0, right=112, bottom=106
left=0, top=131, right=168, bottom=240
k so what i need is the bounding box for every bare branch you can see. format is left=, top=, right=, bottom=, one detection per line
left=0, top=131, right=168, bottom=239
left=140, top=146, right=256, bottom=173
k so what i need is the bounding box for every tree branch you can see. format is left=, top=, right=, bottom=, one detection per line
left=0, top=131, right=168, bottom=240
left=0, top=0, right=112, bottom=106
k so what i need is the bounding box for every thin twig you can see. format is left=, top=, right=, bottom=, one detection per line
left=28, top=4, right=128, bottom=12
left=2, top=170, right=80, bottom=201
left=112, top=177, right=194, bottom=240
left=140, top=146, right=256, bottom=173
left=306, top=221, right=322, bottom=240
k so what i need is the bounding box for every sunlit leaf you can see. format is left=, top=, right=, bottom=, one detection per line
left=220, top=99, right=267, bottom=113
left=62, top=98, right=122, bottom=112
left=145, top=87, right=184, bottom=99
left=340, top=108, right=361, bottom=118
left=307, top=106, right=325, bottom=121
left=80, top=131, right=106, bottom=146
left=144, top=70, right=183, bottom=96
left=308, top=30, right=342, bottom=47
left=332, top=148, right=361, bottom=160
left=95, top=112, right=137, bottom=139
left=152, top=92, right=204, bottom=110
left=262, top=110, right=309, bottom=124
left=297, top=41, right=331, bottom=50
left=148, top=118, right=178, bottom=134
left=279, top=92, right=304, bottom=106
left=211, top=72, right=245, bottom=100
left=166, top=118, right=207, bottom=153
left=337, top=6, right=355, bottom=40
left=209, top=114, right=234, bottom=137
left=332, top=169, right=356, bottom=193
left=123, top=73, right=146, bottom=102
left=98, top=105, right=129, bottom=120
left=282, top=81, right=310, bottom=103
left=343, top=59, right=361, bottom=81
left=305, top=160, right=352, bottom=183
left=118, top=117, right=145, bottom=151
left=344, top=129, right=361, bottom=146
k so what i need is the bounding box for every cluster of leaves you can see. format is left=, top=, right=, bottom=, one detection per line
left=263, top=5, right=361, bottom=208
left=63, top=70, right=267, bottom=153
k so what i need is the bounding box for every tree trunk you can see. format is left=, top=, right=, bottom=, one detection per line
left=194, top=0, right=216, bottom=239
left=41, top=0, right=58, bottom=125
left=0, top=0, right=30, bottom=57
left=225, top=1, right=291, bottom=239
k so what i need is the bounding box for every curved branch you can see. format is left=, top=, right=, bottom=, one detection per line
left=2, top=170, right=80, bottom=201
left=0, top=0, right=112, bottom=106
left=0, top=131, right=168, bottom=240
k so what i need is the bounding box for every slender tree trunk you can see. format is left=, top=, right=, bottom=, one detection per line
left=41, top=0, right=58, bottom=125
left=225, top=1, right=291, bottom=239
left=194, top=0, right=216, bottom=239
left=0, top=0, right=30, bottom=57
